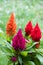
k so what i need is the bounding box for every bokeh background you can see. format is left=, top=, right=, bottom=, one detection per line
left=0, top=0, right=43, bottom=65
left=0, top=0, right=43, bottom=32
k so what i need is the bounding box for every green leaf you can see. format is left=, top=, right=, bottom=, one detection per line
left=7, top=60, right=13, bottom=65
left=21, top=51, right=28, bottom=56
left=0, top=32, right=6, bottom=39
left=34, top=58, right=41, bottom=65
left=4, top=40, right=15, bottom=53
left=18, top=56, right=22, bottom=65
left=23, top=61, right=35, bottom=65
left=36, top=54, right=43, bottom=65
left=0, top=39, right=15, bottom=56
left=6, top=35, right=13, bottom=44
left=21, top=54, right=32, bottom=62
left=21, top=48, right=36, bottom=57
left=35, top=49, right=43, bottom=57
left=0, top=45, right=14, bottom=56
left=26, top=42, right=38, bottom=51
left=0, top=51, right=8, bottom=65
left=27, top=48, right=35, bottom=53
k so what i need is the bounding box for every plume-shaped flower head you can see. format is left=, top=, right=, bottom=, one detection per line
left=31, top=23, right=41, bottom=42
left=12, top=29, right=26, bottom=51
left=25, top=21, right=33, bottom=36
left=6, top=13, right=17, bottom=36
left=11, top=56, right=17, bottom=62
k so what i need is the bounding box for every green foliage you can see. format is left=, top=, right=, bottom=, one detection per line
left=23, top=61, right=35, bottom=65
left=0, top=0, right=43, bottom=65
left=18, top=56, right=22, bottom=65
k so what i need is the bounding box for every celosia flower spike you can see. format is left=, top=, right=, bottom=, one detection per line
left=31, top=23, right=41, bottom=42
left=11, top=56, right=17, bottom=62
left=12, top=29, right=26, bottom=51
left=6, top=13, right=17, bottom=36
left=25, top=21, right=33, bottom=36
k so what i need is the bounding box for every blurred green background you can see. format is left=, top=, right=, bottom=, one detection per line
left=0, top=0, right=43, bottom=32
left=0, top=0, right=43, bottom=65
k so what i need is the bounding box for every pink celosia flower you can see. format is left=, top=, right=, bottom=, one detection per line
left=11, top=56, right=17, bottom=62
left=12, top=29, right=26, bottom=51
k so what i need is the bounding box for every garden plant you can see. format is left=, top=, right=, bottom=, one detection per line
left=0, top=13, right=43, bottom=65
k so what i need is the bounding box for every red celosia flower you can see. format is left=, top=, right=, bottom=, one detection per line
left=11, top=56, right=17, bottom=62
left=12, top=29, right=26, bottom=51
left=25, top=21, right=33, bottom=36
left=31, top=23, right=41, bottom=42
left=6, top=13, right=17, bottom=36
